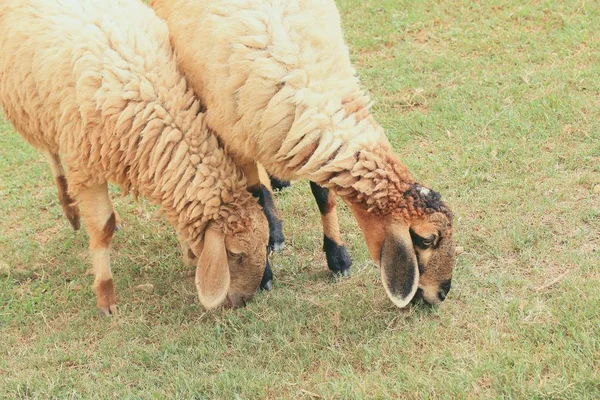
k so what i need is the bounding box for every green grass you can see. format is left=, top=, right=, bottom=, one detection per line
left=1, top=0, right=599, bottom=398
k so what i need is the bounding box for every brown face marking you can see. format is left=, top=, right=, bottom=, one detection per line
left=411, top=213, right=455, bottom=304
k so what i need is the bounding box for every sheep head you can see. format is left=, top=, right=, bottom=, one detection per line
left=346, top=184, right=455, bottom=308
left=193, top=201, right=269, bottom=309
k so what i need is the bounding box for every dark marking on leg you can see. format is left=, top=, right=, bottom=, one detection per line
left=310, top=181, right=331, bottom=214
left=251, top=184, right=285, bottom=252
left=99, top=212, right=117, bottom=247
left=55, top=175, right=80, bottom=230
left=310, top=182, right=352, bottom=276
left=323, top=235, right=352, bottom=277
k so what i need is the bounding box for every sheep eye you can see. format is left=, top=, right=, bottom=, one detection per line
left=421, top=237, right=434, bottom=247
left=410, top=230, right=437, bottom=249
left=227, top=250, right=244, bottom=259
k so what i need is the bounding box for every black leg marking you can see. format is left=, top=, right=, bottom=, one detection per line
left=323, top=235, right=352, bottom=277
left=310, top=181, right=352, bottom=276
left=259, top=259, right=273, bottom=291
left=309, top=181, right=331, bottom=214
left=251, top=184, right=285, bottom=252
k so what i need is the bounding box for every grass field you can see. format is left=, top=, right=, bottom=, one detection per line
left=1, top=0, right=599, bottom=398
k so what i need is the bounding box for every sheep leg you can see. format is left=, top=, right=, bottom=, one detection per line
left=44, top=152, right=81, bottom=230
left=78, top=183, right=118, bottom=317
left=245, top=163, right=285, bottom=252
left=309, top=182, right=352, bottom=277
left=243, top=163, right=278, bottom=291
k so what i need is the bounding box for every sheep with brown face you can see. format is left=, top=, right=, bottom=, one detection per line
left=150, top=0, right=456, bottom=307
left=0, top=0, right=269, bottom=314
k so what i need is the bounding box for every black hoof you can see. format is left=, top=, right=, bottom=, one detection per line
left=269, top=177, right=291, bottom=191
left=269, top=239, right=285, bottom=253
left=267, top=211, right=285, bottom=253
left=259, top=260, right=273, bottom=291
left=323, top=235, right=352, bottom=276
left=261, top=280, right=272, bottom=291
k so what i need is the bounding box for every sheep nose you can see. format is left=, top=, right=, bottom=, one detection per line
left=227, top=294, right=249, bottom=308
left=437, top=289, right=447, bottom=301
left=437, top=279, right=452, bottom=302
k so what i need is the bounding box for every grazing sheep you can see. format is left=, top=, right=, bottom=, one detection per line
left=151, top=0, right=456, bottom=307
left=0, top=0, right=269, bottom=315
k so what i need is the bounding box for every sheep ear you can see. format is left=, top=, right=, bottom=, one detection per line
left=195, top=227, right=230, bottom=309
left=380, top=226, right=419, bottom=308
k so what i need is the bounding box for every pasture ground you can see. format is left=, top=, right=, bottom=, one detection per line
left=0, top=0, right=599, bottom=398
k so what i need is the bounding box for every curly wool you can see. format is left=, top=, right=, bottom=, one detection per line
left=151, top=0, right=449, bottom=221
left=0, top=0, right=259, bottom=251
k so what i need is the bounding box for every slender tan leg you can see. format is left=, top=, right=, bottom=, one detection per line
left=309, top=182, right=352, bottom=276
left=44, top=152, right=81, bottom=230
left=78, top=183, right=118, bottom=316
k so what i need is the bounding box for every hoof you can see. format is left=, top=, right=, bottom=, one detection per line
left=95, top=278, right=117, bottom=317
left=68, top=214, right=81, bottom=231
left=269, top=240, right=285, bottom=253
left=323, top=236, right=352, bottom=276
left=261, top=280, right=273, bottom=291
left=259, top=260, right=273, bottom=291
left=98, top=304, right=117, bottom=317
left=267, top=219, right=285, bottom=254
left=270, top=177, right=291, bottom=191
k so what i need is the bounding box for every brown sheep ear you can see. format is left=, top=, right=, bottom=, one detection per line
left=195, top=227, right=230, bottom=309
left=380, top=226, right=419, bottom=308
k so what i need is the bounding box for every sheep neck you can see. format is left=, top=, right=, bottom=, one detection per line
left=316, top=144, right=424, bottom=219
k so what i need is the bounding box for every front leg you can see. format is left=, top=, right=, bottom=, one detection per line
left=243, top=163, right=281, bottom=291
left=245, top=163, right=285, bottom=252
left=77, top=183, right=119, bottom=316
left=309, top=181, right=352, bottom=277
